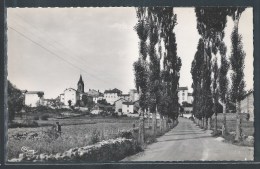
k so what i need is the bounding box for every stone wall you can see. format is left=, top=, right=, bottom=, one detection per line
left=9, top=138, right=140, bottom=163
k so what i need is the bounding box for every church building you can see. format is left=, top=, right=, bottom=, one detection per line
left=60, top=75, right=90, bottom=106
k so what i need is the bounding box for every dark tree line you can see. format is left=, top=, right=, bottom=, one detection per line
left=133, top=7, right=181, bottom=143
left=191, top=7, right=246, bottom=141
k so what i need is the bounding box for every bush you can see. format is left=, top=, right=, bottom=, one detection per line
left=33, top=116, right=39, bottom=120
left=40, top=114, right=49, bottom=120
left=89, top=128, right=100, bottom=144
left=118, top=130, right=133, bottom=139
left=9, top=120, right=39, bottom=128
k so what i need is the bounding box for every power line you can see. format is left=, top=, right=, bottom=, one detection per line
left=10, top=12, right=116, bottom=78
left=8, top=26, right=113, bottom=85
left=8, top=16, right=101, bottom=76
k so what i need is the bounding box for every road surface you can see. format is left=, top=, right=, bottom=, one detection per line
left=123, top=118, right=253, bottom=161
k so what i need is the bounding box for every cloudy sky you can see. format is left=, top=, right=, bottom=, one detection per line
left=7, top=7, right=253, bottom=99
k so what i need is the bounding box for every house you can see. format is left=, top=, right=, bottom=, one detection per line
left=87, top=89, right=104, bottom=103
left=122, top=102, right=134, bottom=115
left=60, top=75, right=94, bottom=107
left=178, top=86, right=193, bottom=105
left=114, top=98, right=127, bottom=113
left=178, top=87, right=188, bottom=105
left=119, top=94, right=130, bottom=101
left=241, top=90, right=254, bottom=121
left=129, top=89, right=139, bottom=102
left=63, top=88, right=80, bottom=106
left=187, top=93, right=193, bottom=104
left=24, top=91, right=44, bottom=107
left=91, top=103, right=114, bottom=114
left=104, top=88, right=122, bottom=105
left=93, top=94, right=104, bottom=103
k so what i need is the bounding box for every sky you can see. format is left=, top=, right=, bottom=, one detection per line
left=7, top=7, right=253, bottom=99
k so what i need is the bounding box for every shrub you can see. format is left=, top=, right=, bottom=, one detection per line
left=40, top=114, right=49, bottom=120
left=89, top=128, right=100, bottom=144
left=8, top=120, right=39, bottom=128
left=118, top=130, right=133, bottom=139
left=33, top=116, right=39, bottom=120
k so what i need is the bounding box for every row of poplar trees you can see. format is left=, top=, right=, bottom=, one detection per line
left=133, top=7, right=182, bottom=145
left=191, top=7, right=246, bottom=141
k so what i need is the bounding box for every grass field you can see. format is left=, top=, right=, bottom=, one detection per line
left=8, top=115, right=138, bottom=159
left=210, top=113, right=254, bottom=137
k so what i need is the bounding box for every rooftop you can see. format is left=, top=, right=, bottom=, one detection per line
left=122, top=102, right=134, bottom=105
left=178, top=87, right=188, bottom=91
left=25, top=91, right=44, bottom=95
left=104, top=88, right=122, bottom=94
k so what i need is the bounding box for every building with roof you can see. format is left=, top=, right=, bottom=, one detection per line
left=60, top=75, right=92, bottom=106
left=24, top=91, right=44, bottom=107
left=114, top=98, right=128, bottom=113
left=241, top=90, right=254, bottom=121
left=104, top=88, right=122, bottom=105
left=122, top=101, right=134, bottom=114
left=119, top=94, right=130, bottom=101
left=178, top=86, right=188, bottom=105
left=187, top=93, right=193, bottom=104
left=63, top=88, right=80, bottom=106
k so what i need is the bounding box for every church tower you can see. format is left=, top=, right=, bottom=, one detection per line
left=77, top=75, right=84, bottom=93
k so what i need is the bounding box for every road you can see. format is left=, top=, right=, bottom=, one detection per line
left=123, top=118, right=253, bottom=161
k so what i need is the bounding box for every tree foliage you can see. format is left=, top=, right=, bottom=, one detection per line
left=230, top=25, right=246, bottom=102
left=8, top=80, right=24, bottom=122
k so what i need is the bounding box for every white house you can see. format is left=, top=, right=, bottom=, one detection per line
left=104, top=88, right=122, bottom=105
left=114, top=98, right=127, bottom=113
left=63, top=88, right=80, bottom=106
left=187, top=93, right=193, bottom=104
left=24, top=91, right=44, bottom=107
left=178, top=87, right=188, bottom=105
left=122, top=102, right=134, bottom=114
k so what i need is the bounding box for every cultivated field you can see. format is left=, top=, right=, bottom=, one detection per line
left=8, top=115, right=138, bottom=159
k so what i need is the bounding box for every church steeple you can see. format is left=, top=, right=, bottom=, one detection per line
left=77, top=75, right=84, bottom=93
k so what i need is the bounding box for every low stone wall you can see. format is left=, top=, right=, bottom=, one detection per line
left=9, top=138, right=140, bottom=162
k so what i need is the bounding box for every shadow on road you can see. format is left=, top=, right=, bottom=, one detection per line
left=164, top=132, right=206, bottom=136
left=157, top=135, right=211, bottom=142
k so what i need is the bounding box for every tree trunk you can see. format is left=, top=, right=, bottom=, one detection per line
left=202, top=117, right=205, bottom=128
left=138, top=109, right=145, bottom=146
left=235, top=101, right=242, bottom=141
left=208, top=117, right=211, bottom=130
left=214, top=114, right=218, bottom=133
left=160, top=114, right=164, bottom=134
left=205, top=118, right=208, bottom=130
left=222, top=103, right=227, bottom=136
left=152, top=112, right=157, bottom=138
left=147, top=110, right=150, bottom=129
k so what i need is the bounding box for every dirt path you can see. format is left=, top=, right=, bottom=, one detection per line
left=123, top=118, right=253, bottom=161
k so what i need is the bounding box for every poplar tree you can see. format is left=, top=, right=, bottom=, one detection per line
left=218, top=42, right=229, bottom=136
left=133, top=7, right=149, bottom=145
left=229, top=8, right=246, bottom=141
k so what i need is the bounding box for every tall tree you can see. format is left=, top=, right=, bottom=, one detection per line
left=195, top=7, right=229, bottom=128
left=133, top=7, right=149, bottom=145
left=191, top=38, right=204, bottom=124
left=147, top=7, right=161, bottom=137
left=212, top=57, right=219, bottom=133
left=8, top=80, right=24, bottom=122
left=160, top=7, right=181, bottom=121
left=229, top=7, right=246, bottom=141
left=218, top=42, right=229, bottom=136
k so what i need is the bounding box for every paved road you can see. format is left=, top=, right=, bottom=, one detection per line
left=123, top=118, right=253, bottom=161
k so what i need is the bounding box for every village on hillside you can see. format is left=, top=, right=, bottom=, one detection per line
left=17, top=75, right=199, bottom=118
left=7, top=6, right=254, bottom=162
